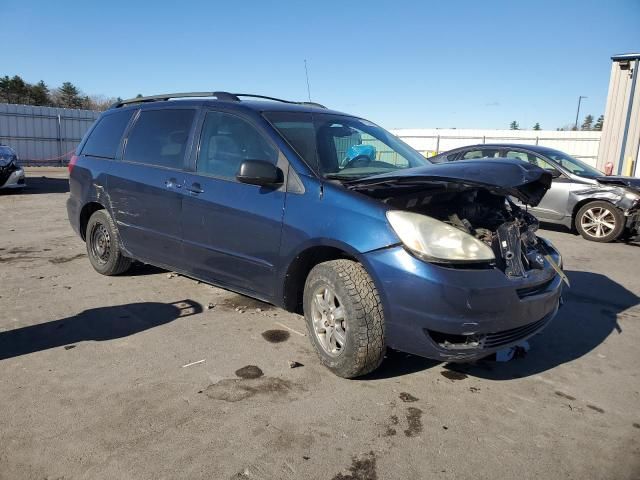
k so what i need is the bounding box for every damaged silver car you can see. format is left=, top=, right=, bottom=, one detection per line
left=0, top=145, right=26, bottom=191
left=431, top=144, right=640, bottom=242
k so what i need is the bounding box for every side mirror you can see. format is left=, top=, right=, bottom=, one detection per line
left=236, top=160, right=283, bottom=186
left=549, top=169, right=563, bottom=179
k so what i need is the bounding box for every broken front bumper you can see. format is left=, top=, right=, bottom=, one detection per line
left=363, top=241, right=563, bottom=362
left=0, top=166, right=26, bottom=189
left=626, top=209, right=640, bottom=235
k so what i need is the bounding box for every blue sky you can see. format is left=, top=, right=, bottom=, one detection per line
left=2, top=0, right=638, bottom=129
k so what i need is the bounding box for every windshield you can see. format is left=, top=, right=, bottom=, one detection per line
left=542, top=149, right=603, bottom=178
left=0, top=146, right=14, bottom=156
left=264, top=112, right=430, bottom=179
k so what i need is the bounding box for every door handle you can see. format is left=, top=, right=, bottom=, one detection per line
left=165, top=178, right=182, bottom=189
left=187, top=182, right=204, bottom=195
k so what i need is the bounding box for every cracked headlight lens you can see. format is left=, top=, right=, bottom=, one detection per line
left=386, top=210, right=495, bottom=263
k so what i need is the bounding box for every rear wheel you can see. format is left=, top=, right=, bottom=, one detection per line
left=303, top=259, right=385, bottom=378
left=86, top=210, right=132, bottom=275
left=575, top=201, right=625, bottom=243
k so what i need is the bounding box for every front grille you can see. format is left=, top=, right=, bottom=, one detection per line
left=482, top=315, right=551, bottom=349
left=426, top=311, right=553, bottom=351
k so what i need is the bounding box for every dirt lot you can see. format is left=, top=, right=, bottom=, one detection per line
left=1, top=168, right=639, bottom=480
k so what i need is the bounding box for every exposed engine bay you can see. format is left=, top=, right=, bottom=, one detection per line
left=383, top=188, right=549, bottom=276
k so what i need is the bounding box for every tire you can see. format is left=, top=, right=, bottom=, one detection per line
left=85, top=209, right=132, bottom=275
left=303, top=259, right=385, bottom=378
left=575, top=201, right=625, bottom=243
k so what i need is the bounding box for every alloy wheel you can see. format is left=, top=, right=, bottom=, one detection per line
left=310, top=286, right=347, bottom=357
left=580, top=206, right=617, bottom=239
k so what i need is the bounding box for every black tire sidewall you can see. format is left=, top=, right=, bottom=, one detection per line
left=303, top=261, right=385, bottom=378
left=86, top=210, right=127, bottom=275
left=576, top=201, right=624, bottom=243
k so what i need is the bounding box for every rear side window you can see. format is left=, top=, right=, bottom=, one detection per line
left=82, top=111, right=133, bottom=159
left=462, top=149, right=501, bottom=159
left=123, top=109, right=195, bottom=169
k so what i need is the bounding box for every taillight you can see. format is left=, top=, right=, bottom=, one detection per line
left=68, top=155, right=78, bottom=174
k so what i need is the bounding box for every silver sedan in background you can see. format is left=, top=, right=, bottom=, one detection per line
left=430, top=144, right=640, bottom=242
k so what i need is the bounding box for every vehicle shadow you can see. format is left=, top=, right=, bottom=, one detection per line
left=0, top=300, right=202, bottom=361
left=127, top=262, right=168, bottom=276
left=448, top=270, right=638, bottom=380
left=365, top=270, right=638, bottom=380
left=538, top=222, right=572, bottom=234
left=12, top=176, right=69, bottom=194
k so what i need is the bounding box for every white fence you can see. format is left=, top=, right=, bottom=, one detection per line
left=0, top=103, right=100, bottom=165
left=392, top=128, right=602, bottom=167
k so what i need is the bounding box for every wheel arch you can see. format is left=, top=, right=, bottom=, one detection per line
left=79, top=202, right=106, bottom=241
left=281, top=244, right=361, bottom=314
left=571, top=197, right=618, bottom=230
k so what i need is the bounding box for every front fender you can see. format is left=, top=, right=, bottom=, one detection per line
left=569, top=185, right=640, bottom=214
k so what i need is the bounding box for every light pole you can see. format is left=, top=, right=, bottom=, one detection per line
left=574, top=95, right=587, bottom=130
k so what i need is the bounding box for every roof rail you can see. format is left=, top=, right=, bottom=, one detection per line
left=233, top=93, right=327, bottom=109
left=111, top=92, right=239, bottom=108
left=110, top=91, right=326, bottom=109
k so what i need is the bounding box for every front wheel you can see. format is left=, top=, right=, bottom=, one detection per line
left=86, top=209, right=132, bottom=275
left=303, top=259, right=385, bottom=378
left=575, top=201, right=625, bottom=243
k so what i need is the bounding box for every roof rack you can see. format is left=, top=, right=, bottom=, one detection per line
left=110, top=91, right=326, bottom=109
left=233, top=93, right=326, bottom=109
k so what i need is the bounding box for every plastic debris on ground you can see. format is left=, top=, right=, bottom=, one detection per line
left=495, top=341, right=530, bottom=362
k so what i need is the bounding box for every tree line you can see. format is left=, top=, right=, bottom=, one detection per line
left=509, top=115, right=604, bottom=131
left=0, top=74, right=124, bottom=111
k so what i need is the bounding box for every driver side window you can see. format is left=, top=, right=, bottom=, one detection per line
left=197, top=111, right=277, bottom=179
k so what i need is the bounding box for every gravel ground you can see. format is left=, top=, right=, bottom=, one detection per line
left=0, top=168, right=639, bottom=480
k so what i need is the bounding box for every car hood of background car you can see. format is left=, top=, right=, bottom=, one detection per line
left=596, top=176, right=640, bottom=191
left=346, top=159, right=552, bottom=206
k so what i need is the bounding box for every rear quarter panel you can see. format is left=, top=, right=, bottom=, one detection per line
left=67, top=157, right=114, bottom=237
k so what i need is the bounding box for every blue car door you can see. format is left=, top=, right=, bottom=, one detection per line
left=180, top=109, right=286, bottom=300
left=107, top=107, right=197, bottom=268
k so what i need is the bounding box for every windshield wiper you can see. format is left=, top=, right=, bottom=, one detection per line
left=324, top=173, right=364, bottom=181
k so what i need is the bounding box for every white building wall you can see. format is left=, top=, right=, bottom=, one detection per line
left=391, top=128, right=602, bottom=167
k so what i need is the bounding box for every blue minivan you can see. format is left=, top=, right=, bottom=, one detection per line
left=67, top=92, right=563, bottom=378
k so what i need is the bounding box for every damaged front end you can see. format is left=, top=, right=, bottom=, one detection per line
left=571, top=179, right=640, bottom=237
left=345, top=160, right=564, bottom=359
left=347, top=159, right=560, bottom=279
left=0, top=154, right=25, bottom=190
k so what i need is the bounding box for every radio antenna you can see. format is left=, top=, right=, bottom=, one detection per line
left=304, top=59, right=312, bottom=102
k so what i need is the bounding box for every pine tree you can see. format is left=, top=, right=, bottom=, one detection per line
left=4, top=75, right=30, bottom=104
left=509, top=121, right=519, bottom=130
left=533, top=122, right=541, bottom=131
left=593, top=115, right=604, bottom=131
left=581, top=114, right=594, bottom=131
left=57, top=82, right=82, bottom=108
left=0, top=76, right=11, bottom=103
left=30, top=80, right=50, bottom=106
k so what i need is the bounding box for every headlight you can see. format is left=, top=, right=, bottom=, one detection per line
left=0, top=157, right=11, bottom=167
left=386, top=210, right=495, bottom=263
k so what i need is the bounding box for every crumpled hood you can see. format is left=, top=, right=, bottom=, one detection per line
left=596, top=175, right=640, bottom=192
left=346, top=159, right=552, bottom=206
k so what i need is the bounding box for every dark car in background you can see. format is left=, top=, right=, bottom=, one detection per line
left=431, top=144, right=640, bottom=242
left=67, top=92, right=564, bottom=378
left=0, top=144, right=26, bottom=190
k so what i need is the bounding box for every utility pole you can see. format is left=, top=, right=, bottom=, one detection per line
left=574, top=95, right=587, bottom=130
